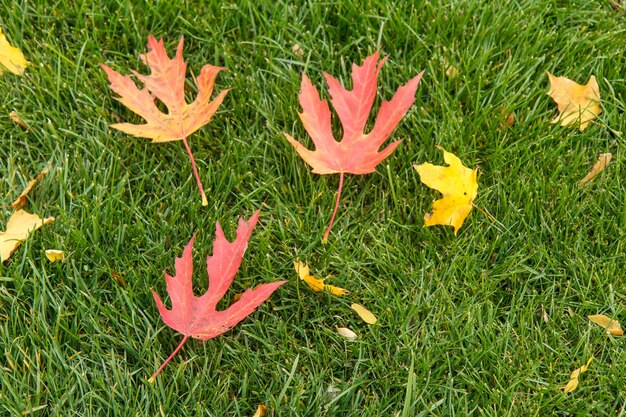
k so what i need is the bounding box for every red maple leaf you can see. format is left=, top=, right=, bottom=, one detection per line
left=150, top=209, right=285, bottom=381
left=284, top=52, right=423, bottom=241
left=101, top=35, right=228, bottom=206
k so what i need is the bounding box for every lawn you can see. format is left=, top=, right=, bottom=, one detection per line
left=1, top=0, right=626, bottom=415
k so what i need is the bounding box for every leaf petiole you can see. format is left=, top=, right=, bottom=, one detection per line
left=182, top=137, right=208, bottom=206
left=323, top=171, right=344, bottom=243
left=472, top=202, right=494, bottom=222
left=149, top=334, right=189, bottom=382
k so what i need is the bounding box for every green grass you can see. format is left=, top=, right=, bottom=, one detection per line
left=1, top=0, right=626, bottom=415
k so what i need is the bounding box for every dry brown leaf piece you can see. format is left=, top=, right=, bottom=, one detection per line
left=563, top=357, right=593, bottom=393
left=547, top=72, right=601, bottom=131
left=588, top=314, right=623, bottom=336
left=1, top=209, right=55, bottom=262
left=578, top=153, right=611, bottom=187
left=351, top=303, right=377, bottom=324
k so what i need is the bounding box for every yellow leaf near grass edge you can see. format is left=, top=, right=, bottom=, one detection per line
left=1, top=210, right=54, bottom=262
left=0, top=27, right=29, bottom=76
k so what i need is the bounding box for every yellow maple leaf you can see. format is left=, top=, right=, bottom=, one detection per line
left=588, top=314, right=623, bottom=336
left=294, top=261, right=348, bottom=296
left=1, top=210, right=54, bottom=262
left=0, top=27, right=29, bottom=76
left=547, top=72, right=601, bottom=131
left=414, top=146, right=478, bottom=235
left=563, top=357, right=593, bottom=393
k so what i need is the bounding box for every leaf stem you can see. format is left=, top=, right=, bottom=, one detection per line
left=472, top=202, right=494, bottom=222
left=182, top=137, right=208, bottom=206
left=323, top=171, right=345, bottom=243
left=149, top=334, right=189, bottom=382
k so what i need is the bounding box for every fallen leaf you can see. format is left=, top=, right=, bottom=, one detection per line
left=101, top=36, right=228, bottom=206
left=285, top=53, right=423, bottom=241
left=499, top=107, right=515, bottom=129
left=252, top=405, right=266, bottom=417
left=588, top=314, right=623, bottom=336
left=445, top=64, right=458, bottom=79
left=578, top=153, right=611, bottom=187
left=1, top=209, right=55, bottom=262
left=44, top=249, right=64, bottom=262
left=111, top=271, right=127, bottom=286
left=9, top=110, right=28, bottom=128
left=294, top=261, right=348, bottom=296
left=292, top=44, right=304, bottom=58
left=414, top=146, right=478, bottom=235
left=547, top=72, right=601, bottom=131
left=336, top=327, right=357, bottom=340
left=563, top=357, right=593, bottom=393
left=351, top=303, right=377, bottom=324
left=150, top=209, right=286, bottom=380
left=0, top=27, right=29, bottom=76
left=10, top=165, right=50, bottom=209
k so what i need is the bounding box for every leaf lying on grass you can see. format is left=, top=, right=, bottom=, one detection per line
left=44, top=249, right=65, bottom=262
left=414, top=146, right=478, bottom=235
left=547, top=72, right=601, bottom=131
left=150, top=209, right=286, bottom=381
left=588, top=314, right=623, bottom=336
left=11, top=165, right=50, bottom=209
left=294, top=261, right=348, bottom=296
left=578, top=153, right=611, bottom=187
left=0, top=26, right=29, bottom=76
left=101, top=35, right=228, bottom=206
left=284, top=52, right=423, bottom=241
left=563, top=357, right=593, bottom=393
left=351, top=303, right=377, bottom=324
left=1, top=210, right=54, bottom=262
left=336, top=327, right=357, bottom=340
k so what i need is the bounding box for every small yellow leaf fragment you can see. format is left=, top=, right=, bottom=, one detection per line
left=351, top=303, right=377, bottom=325
left=336, top=327, right=357, bottom=340
left=1, top=209, right=55, bottom=262
left=294, top=261, right=348, bottom=296
left=563, top=357, right=593, bottom=393
left=588, top=314, right=623, bottom=336
left=252, top=405, right=266, bottom=417
left=0, top=27, right=29, bottom=76
left=44, top=249, right=64, bottom=262
left=414, top=146, right=478, bottom=235
left=9, top=110, right=28, bottom=128
left=547, top=72, right=601, bottom=131
left=445, top=65, right=458, bottom=79
left=10, top=166, right=50, bottom=209
left=578, top=153, right=611, bottom=187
